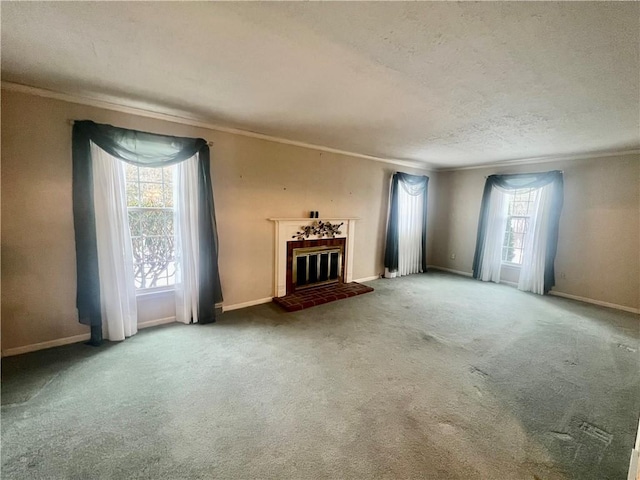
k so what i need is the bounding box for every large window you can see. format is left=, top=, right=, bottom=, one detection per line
left=502, top=188, right=537, bottom=264
left=125, top=163, right=176, bottom=289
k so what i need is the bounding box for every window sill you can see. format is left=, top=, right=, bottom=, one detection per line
left=501, top=263, right=522, bottom=269
left=136, top=287, right=175, bottom=299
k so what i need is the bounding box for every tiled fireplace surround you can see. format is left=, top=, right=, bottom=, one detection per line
left=268, top=218, right=374, bottom=311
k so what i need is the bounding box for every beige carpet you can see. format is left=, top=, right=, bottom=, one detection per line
left=2, top=272, right=639, bottom=479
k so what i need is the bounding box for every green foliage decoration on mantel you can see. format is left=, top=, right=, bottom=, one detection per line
left=292, top=221, right=344, bottom=240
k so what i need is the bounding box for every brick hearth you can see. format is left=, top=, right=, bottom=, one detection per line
left=272, top=282, right=374, bottom=312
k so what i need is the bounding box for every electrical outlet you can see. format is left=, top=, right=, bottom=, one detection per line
left=450, top=253, right=456, bottom=260
left=559, top=272, right=566, bottom=279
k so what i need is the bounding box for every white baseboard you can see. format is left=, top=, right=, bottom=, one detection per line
left=138, top=316, right=176, bottom=329
left=223, top=297, right=273, bottom=312
left=2, top=317, right=178, bottom=357
left=354, top=275, right=380, bottom=283
left=1, top=333, right=91, bottom=357
left=429, top=265, right=639, bottom=314
left=428, top=265, right=473, bottom=277
left=549, top=291, right=640, bottom=314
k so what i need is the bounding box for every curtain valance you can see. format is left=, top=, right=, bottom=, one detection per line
left=486, top=170, right=563, bottom=190
left=73, top=120, right=206, bottom=166
left=396, top=172, right=429, bottom=196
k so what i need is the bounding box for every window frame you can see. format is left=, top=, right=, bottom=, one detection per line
left=501, top=188, right=537, bottom=267
left=125, top=163, right=178, bottom=292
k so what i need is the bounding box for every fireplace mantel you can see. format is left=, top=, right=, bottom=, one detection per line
left=268, top=218, right=359, bottom=297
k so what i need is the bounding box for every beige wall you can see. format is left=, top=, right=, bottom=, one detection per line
left=431, top=155, right=640, bottom=310
left=2, top=88, right=637, bottom=352
left=1, top=90, right=435, bottom=351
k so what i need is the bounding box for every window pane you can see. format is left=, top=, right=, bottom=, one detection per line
left=503, top=218, right=514, bottom=262
left=154, top=276, right=169, bottom=288
left=163, top=185, right=174, bottom=208
left=138, top=167, right=163, bottom=184
left=133, top=263, right=145, bottom=290
left=128, top=211, right=142, bottom=237
left=502, top=188, right=537, bottom=264
left=140, top=183, right=165, bottom=207
left=513, top=218, right=528, bottom=234
left=512, top=202, right=529, bottom=215
left=503, top=246, right=515, bottom=263
left=142, top=235, right=175, bottom=288
left=512, top=232, right=525, bottom=249
left=139, top=210, right=167, bottom=236
left=131, top=237, right=144, bottom=265
left=162, top=166, right=174, bottom=184
left=164, top=212, right=174, bottom=237
left=126, top=183, right=140, bottom=207
left=513, top=192, right=526, bottom=202
left=125, top=163, right=138, bottom=183
left=125, top=164, right=177, bottom=290
left=512, top=248, right=524, bottom=264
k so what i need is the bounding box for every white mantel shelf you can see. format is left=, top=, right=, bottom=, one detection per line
left=268, top=217, right=360, bottom=297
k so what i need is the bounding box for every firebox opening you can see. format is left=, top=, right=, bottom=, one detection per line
left=292, top=245, right=343, bottom=290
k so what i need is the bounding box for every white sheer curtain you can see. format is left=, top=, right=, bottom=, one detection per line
left=385, top=179, right=425, bottom=278
left=478, top=186, right=509, bottom=283
left=91, top=143, right=138, bottom=341
left=396, top=181, right=424, bottom=276
left=174, top=154, right=200, bottom=324
left=519, top=182, right=554, bottom=294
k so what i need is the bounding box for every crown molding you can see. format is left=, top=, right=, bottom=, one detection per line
left=4, top=81, right=634, bottom=173
left=437, top=148, right=640, bottom=172
left=1, top=81, right=434, bottom=172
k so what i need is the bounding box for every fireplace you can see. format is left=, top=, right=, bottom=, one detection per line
left=269, top=217, right=374, bottom=311
left=269, top=217, right=358, bottom=298
left=287, top=238, right=345, bottom=294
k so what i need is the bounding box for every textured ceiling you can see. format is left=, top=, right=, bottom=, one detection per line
left=2, top=2, right=639, bottom=168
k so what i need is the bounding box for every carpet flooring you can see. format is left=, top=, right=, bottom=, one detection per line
left=2, top=272, right=639, bottom=479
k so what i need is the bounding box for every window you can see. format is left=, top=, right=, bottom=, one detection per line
left=502, top=188, right=537, bottom=265
left=125, top=163, right=176, bottom=290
